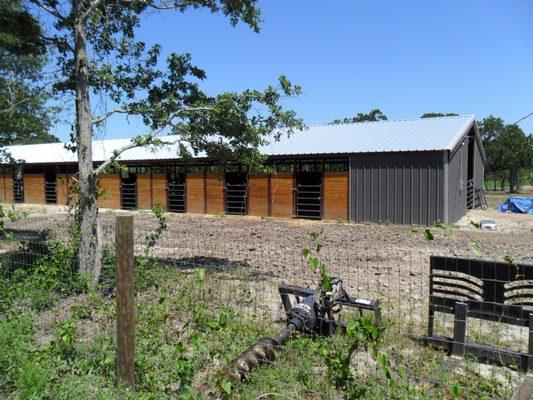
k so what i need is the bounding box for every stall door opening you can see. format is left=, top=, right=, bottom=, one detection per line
left=168, top=172, right=186, bottom=213
left=13, top=168, right=23, bottom=203
left=296, top=171, right=322, bottom=220
left=44, top=167, right=57, bottom=204
left=225, top=172, right=247, bottom=215
left=120, top=173, right=137, bottom=210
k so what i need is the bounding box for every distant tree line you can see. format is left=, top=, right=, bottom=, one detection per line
left=330, top=109, right=387, bottom=124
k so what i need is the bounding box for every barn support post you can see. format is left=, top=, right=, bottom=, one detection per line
left=115, top=215, right=135, bottom=390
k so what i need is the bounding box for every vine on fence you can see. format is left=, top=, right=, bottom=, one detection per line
left=301, top=229, right=332, bottom=292
left=144, top=204, right=167, bottom=258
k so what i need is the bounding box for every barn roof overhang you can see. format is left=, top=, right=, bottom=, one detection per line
left=447, top=119, right=486, bottom=163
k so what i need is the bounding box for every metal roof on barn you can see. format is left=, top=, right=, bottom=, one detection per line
left=3, top=115, right=476, bottom=164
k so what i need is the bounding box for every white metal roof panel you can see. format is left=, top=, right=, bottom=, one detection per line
left=261, top=115, right=475, bottom=156
left=3, top=115, right=475, bottom=164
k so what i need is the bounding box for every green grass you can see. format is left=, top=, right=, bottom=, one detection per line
left=484, top=169, right=533, bottom=192
left=0, top=251, right=523, bottom=399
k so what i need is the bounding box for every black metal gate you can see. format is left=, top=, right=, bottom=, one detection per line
left=44, top=167, right=57, bottom=204
left=13, top=178, right=23, bottom=203
left=466, top=179, right=474, bottom=210
left=295, top=172, right=322, bottom=220
left=168, top=172, right=186, bottom=213
left=120, top=174, right=137, bottom=210
left=225, top=173, right=247, bottom=215
left=44, top=182, right=57, bottom=204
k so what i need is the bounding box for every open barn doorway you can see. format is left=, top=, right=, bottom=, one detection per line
left=120, top=170, right=137, bottom=210
left=225, top=172, right=248, bottom=215
left=295, top=170, right=322, bottom=220
left=167, top=169, right=186, bottom=213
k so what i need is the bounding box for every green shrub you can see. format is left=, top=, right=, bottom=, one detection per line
left=0, top=233, right=83, bottom=312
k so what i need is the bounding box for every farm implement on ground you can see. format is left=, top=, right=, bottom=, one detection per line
left=227, top=278, right=382, bottom=381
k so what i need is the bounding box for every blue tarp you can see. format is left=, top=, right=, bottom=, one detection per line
left=498, top=197, right=533, bottom=215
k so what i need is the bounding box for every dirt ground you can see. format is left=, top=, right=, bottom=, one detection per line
left=3, top=193, right=532, bottom=304
left=3, top=194, right=532, bottom=360
left=457, top=186, right=533, bottom=234
left=3, top=194, right=531, bottom=398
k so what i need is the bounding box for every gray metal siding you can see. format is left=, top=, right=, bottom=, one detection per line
left=349, top=152, right=445, bottom=225
left=473, top=139, right=485, bottom=208
left=447, top=141, right=467, bottom=223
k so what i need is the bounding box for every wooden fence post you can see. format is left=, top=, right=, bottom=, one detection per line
left=116, top=215, right=135, bottom=389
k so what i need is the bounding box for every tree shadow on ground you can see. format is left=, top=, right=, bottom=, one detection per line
left=150, top=255, right=250, bottom=274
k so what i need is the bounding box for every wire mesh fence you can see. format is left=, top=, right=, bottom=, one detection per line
left=1, top=207, right=532, bottom=399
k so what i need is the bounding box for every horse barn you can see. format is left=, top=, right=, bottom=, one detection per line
left=0, top=115, right=485, bottom=225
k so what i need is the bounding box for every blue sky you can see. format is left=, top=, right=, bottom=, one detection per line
left=53, top=0, right=533, bottom=141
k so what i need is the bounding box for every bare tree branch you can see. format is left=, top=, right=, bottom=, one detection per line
left=82, top=0, right=192, bottom=20
left=119, top=0, right=175, bottom=10
left=92, top=108, right=130, bottom=125
left=0, top=80, right=54, bottom=115
left=93, top=113, right=187, bottom=175
left=81, top=0, right=105, bottom=21
left=0, top=98, right=32, bottom=115
left=90, top=98, right=228, bottom=172
left=41, top=34, right=74, bottom=53
left=30, top=0, right=66, bottom=21
left=92, top=104, right=220, bottom=125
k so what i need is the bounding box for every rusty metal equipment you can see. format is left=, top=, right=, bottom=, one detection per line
left=227, top=278, right=382, bottom=380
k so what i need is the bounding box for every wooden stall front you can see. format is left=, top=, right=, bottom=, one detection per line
left=97, top=173, right=121, bottom=209
left=270, top=172, right=293, bottom=218
left=24, top=173, right=45, bottom=204
left=322, top=171, right=349, bottom=221
left=1, top=173, right=13, bottom=202
left=137, top=174, right=152, bottom=210
left=206, top=172, right=224, bottom=214
left=7, top=161, right=351, bottom=222
left=56, top=174, right=77, bottom=205
left=152, top=174, right=167, bottom=210
left=248, top=173, right=269, bottom=217
left=186, top=173, right=205, bottom=214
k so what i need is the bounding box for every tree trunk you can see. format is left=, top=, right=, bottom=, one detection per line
left=509, top=169, right=519, bottom=193
left=74, top=2, right=101, bottom=286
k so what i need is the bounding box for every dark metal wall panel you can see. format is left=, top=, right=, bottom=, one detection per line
left=474, top=139, right=485, bottom=208
left=447, top=141, right=467, bottom=223
left=349, top=152, right=445, bottom=225
left=377, top=167, right=388, bottom=221
left=419, top=166, right=428, bottom=224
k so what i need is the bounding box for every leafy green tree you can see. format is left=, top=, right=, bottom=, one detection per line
left=330, top=109, right=387, bottom=125
left=497, top=125, right=532, bottom=192
left=478, top=116, right=506, bottom=190
left=420, top=112, right=458, bottom=118
left=478, top=116, right=533, bottom=192
left=27, top=0, right=303, bottom=284
left=0, top=0, right=59, bottom=151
